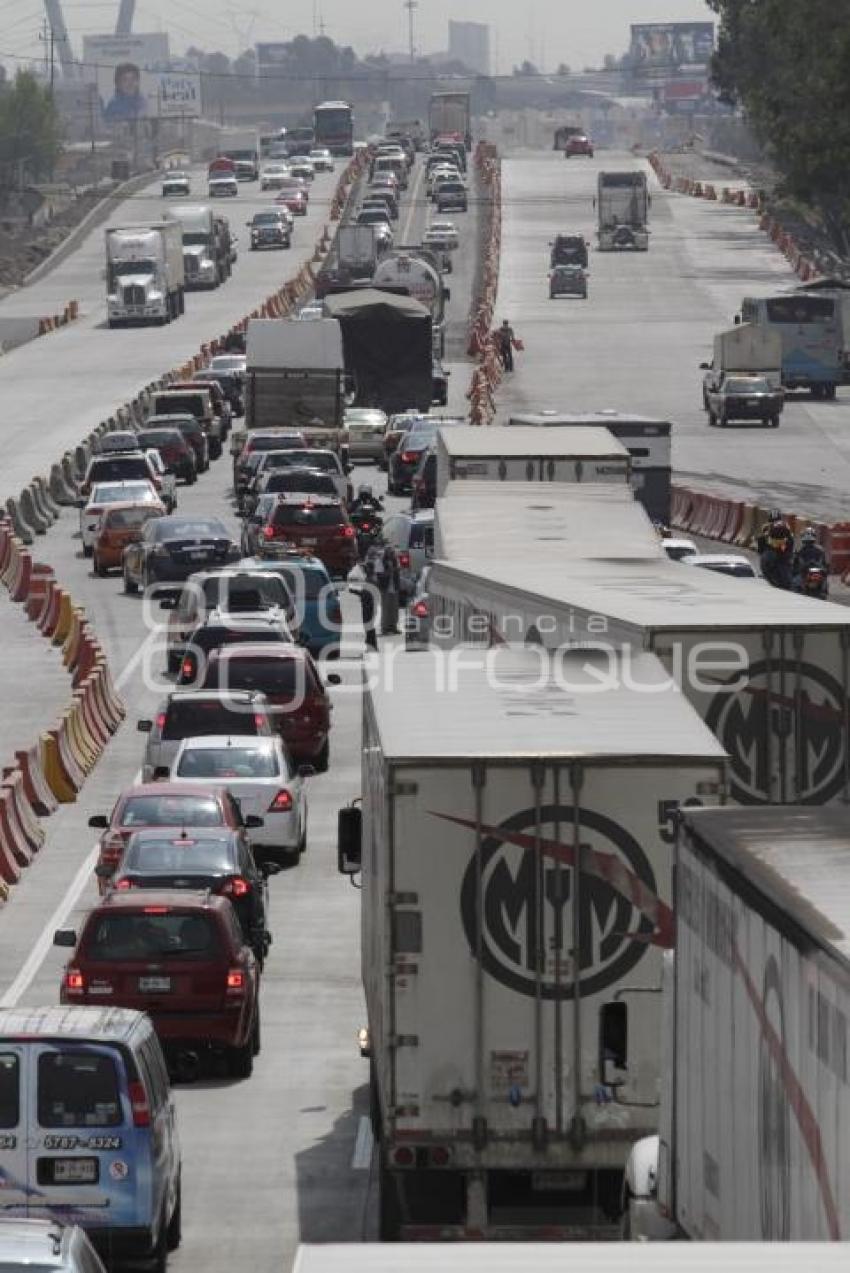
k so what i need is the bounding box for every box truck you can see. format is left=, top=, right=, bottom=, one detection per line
left=505, top=412, right=671, bottom=526
left=701, top=323, right=783, bottom=396
left=337, top=648, right=727, bottom=1239
left=237, top=317, right=347, bottom=452
left=427, top=555, right=850, bottom=806
left=596, top=171, right=649, bottom=252
left=105, top=223, right=185, bottom=328
left=163, top=204, right=230, bottom=290
left=436, top=425, right=630, bottom=497
left=625, top=806, right=850, bottom=1242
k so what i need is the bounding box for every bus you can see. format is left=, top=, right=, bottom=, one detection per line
left=313, top=101, right=354, bottom=156
left=741, top=292, right=843, bottom=396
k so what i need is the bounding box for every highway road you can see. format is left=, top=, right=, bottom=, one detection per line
left=493, top=150, right=850, bottom=523
left=0, top=151, right=479, bottom=1270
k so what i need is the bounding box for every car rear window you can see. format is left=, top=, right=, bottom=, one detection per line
left=199, top=576, right=290, bottom=611
left=89, top=458, right=150, bottom=483
left=247, top=435, right=303, bottom=453
left=121, top=794, right=225, bottom=825
left=284, top=451, right=339, bottom=473
left=177, top=746, right=280, bottom=779
left=38, top=1052, right=121, bottom=1127
left=162, top=700, right=261, bottom=740
left=0, top=1054, right=19, bottom=1127
left=206, top=655, right=312, bottom=696
left=123, top=837, right=235, bottom=874
left=726, top=378, right=769, bottom=394
left=85, top=913, right=219, bottom=962
left=276, top=567, right=326, bottom=601
left=151, top=518, right=227, bottom=542
left=155, top=394, right=204, bottom=419
left=104, top=507, right=161, bottom=530
left=188, top=625, right=286, bottom=654
left=264, top=472, right=337, bottom=496
left=138, top=430, right=184, bottom=449
left=409, top=523, right=434, bottom=550
left=272, top=505, right=344, bottom=529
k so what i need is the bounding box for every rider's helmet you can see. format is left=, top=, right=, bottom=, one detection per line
left=357, top=484, right=373, bottom=500
left=801, top=526, right=817, bottom=545
left=769, top=507, right=782, bottom=522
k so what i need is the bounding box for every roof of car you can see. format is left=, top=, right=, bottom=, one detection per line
left=163, top=689, right=267, bottom=705
left=238, top=554, right=328, bottom=573
left=98, top=500, right=164, bottom=515
left=126, top=827, right=237, bottom=847
left=118, top=781, right=231, bottom=801
left=93, top=888, right=229, bottom=913
left=205, top=642, right=309, bottom=662
left=274, top=492, right=343, bottom=508
left=176, top=733, right=282, bottom=749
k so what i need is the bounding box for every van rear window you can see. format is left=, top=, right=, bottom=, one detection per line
left=0, top=1054, right=19, bottom=1127
left=85, top=914, right=218, bottom=963
left=38, top=1052, right=121, bottom=1128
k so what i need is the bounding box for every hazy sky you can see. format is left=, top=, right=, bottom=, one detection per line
left=4, top=0, right=716, bottom=75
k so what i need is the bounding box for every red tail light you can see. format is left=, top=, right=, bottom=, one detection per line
left=128, top=1080, right=151, bottom=1127
left=341, top=525, right=355, bottom=539
left=269, top=789, right=293, bottom=812
left=115, top=877, right=136, bottom=890
left=226, top=969, right=246, bottom=993
left=400, top=451, right=417, bottom=464
left=412, top=600, right=428, bottom=618
left=398, top=551, right=411, bottom=569
left=65, top=969, right=85, bottom=995
left=254, top=712, right=266, bottom=730
left=156, top=712, right=167, bottom=731
left=263, top=525, right=276, bottom=540
left=143, top=905, right=169, bottom=914
left=181, top=658, right=194, bottom=679
left=359, top=522, right=371, bottom=531
left=222, top=876, right=250, bottom=897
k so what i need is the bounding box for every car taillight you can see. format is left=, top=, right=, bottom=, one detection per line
left=340, top=525, right=355, bottom=539
left=254, top=712, right=266, bottom=730
left=400, top=451, right=417, bottom=464
left=226, top=969, right=246, bottom=993
left=115, top=877, right=137, bottom=890
left=398, top=551, right=411, bottom=569
left=263, top=525, right=276, bottom=540
left=65, top=969, right=85, bottom=995
left=359, top=521, right=371, bottom=531
left=269, top=789, right=293, bottom=812
left=156, top=712, right=167, bottom=731
left=181, top=657, right=194, bottom=679
left=128, top=1080, right=151, bottom=1127
left=412, top=600, right=428, bottom=618
left=223, top=877, right=250, bottom=897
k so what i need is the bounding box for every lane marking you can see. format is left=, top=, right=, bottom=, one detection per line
left=401, top=160, right=425, bottom=245
left=0, top=844, right=98, bottom=1008
left=351, top=1115, right=374, bottom=1170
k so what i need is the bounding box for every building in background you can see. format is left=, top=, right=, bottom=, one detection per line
left=448, top=21, right=490, bottom=76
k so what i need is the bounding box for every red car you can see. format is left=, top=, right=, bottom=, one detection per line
left=261, top=494, right=357, bottom=577
left=275, top=183, right=308, bottom=215
left=57, top=890, right=261, bottom=1078
left=199, top=644, right=335, bottom=772
left=89, top=782, right=259, bottom=891
left=565, top=133, right=594, bottom=158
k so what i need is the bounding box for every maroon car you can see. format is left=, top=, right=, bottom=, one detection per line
left=261, top=495, right=357, bottom=578
left=57, top=890, right=261, bottom=1078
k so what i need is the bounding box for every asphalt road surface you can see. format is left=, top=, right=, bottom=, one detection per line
left=493, top=150, right=850, bottom=523
left=0, top=152, right=477, bottom=1271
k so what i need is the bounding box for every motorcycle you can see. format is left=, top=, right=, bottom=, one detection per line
left=794, top=562, right=829, bottom=600
left=760, top=547, right=793, bottom=590
left=350, top=508, right=383, bottom=558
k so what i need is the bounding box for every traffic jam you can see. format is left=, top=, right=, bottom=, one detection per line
left=0, top=83, right=848, bottom=1273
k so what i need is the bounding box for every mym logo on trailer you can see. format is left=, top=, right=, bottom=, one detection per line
left=435, top=804, right=670, bottom=999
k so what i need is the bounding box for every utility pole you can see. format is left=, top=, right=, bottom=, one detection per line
left=38, top=19, right=56, bottom=97
left=404, top=0, right=418, bottom=64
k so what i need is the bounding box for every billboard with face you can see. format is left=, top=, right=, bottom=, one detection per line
left=629, top=22, right=715, bottom=71
left=83, top=33, right=199, bottom=121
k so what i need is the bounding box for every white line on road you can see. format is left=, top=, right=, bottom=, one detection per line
left=401, top=161, right=426, bottom=245
left=351, top=1115, right=374, bottom=1170
left=0, top=844, right=98, bottom=1008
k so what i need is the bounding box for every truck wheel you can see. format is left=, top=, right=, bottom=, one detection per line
left=770, top=416, right=780, bottom=428
left=825, top=383, right=837, bottom=399
left=708, top=411, right=717, bottom=427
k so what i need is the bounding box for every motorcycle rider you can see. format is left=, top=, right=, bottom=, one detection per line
left=756, top=508, right=794, bottom=589
left=349, top=483, right=384, bottom=518
left=793, top=526, right=829, bottom=596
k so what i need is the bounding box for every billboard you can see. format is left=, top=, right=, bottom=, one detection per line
left=255, top=43, right=291, bottom=76
left=83, top=34, right=200, bottom=121
left=82, top=33, right=170, bottom=78
left=629, top=22, right=714, bottom=72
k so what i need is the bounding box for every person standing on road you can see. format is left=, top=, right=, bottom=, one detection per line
left=365, top=542, right=401, bottom=635
left=348, top=561, right=378, bottom=651
left=496, top=319, right=520, bottom=372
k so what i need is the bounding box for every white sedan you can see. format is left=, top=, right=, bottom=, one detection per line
left=309, top=148, right=335, bottom=173
left=685, top=552, right=759, bottom=579
left=80, top=480, right=163, bottom=554
left=168, top=735, right=310, bottom=862
left=428, top=219, right=459, bottom=249
left=260, top=163, right=290, bottom=191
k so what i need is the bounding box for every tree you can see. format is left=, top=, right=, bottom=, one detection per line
left=556, top=63, right=571, bottom=76
left=707, top=0, right=850, bottom=253
left=0, top=71, right=62, bottom=188
left=513, top=60, right=540, bottom=77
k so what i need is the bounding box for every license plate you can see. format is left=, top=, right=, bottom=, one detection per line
left=300, top=538, right=317, bottom=547
left=52, top=1158, right=98, bottom=1183
left=139, top=976, right=171, bottom=992
left=189, top=549, right=209, bottom=560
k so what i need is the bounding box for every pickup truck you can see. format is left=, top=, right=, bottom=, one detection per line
left=704, top=373, right=784, bottom=427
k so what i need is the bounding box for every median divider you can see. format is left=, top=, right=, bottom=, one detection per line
left=465, top=142, right=503, bottom=425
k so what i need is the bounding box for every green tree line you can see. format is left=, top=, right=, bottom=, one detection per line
left=708, top=0, right=850, bottom=253
left=0, top=71, right=61, bottom=189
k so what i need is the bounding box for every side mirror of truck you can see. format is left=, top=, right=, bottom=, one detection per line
left=337, top=804, right=362, bottom=876
left=443, top=287, right=451, bottom=301
left=699, top=362, right=710, bottom=371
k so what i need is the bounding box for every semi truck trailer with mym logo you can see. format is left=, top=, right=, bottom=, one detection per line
left=338, top=648, right=727, bottom=1239
left=427, top=556, right=850, bottom=807
left=625, top=807, right=850, bottom=1242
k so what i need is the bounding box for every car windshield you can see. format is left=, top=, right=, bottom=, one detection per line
left=113, top=259, right=157, bottom=277
left=123, top=836, right=235, bottom=874
left=177, top=746, right=280, bottom=779
left=726, top=377, right=769, bottom=393
left=85, top=913, right=219, bottom=961
left=151, top=518, right=227, bottom=541
left=155, top=394, right=203, bottom=418
left=89, top=458, right=149, bottom=482
left=104, top=507, right=161, bottom=530
left=37, top=1052, right=121, bottom=1127
left=272, top=504, right=343, bottom=528
left=253, top=213, right=283, bottom=225
left=121, top=793, right=225, bottom=825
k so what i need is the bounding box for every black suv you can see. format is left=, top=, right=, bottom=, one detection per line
left=550, top=234, right=588, bottom=268
left=410, top=448, right=436, bottom=511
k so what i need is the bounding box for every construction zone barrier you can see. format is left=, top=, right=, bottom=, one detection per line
left=464, top=142, right=502, bottom=425
left=37, top=300, right=80, bottom=337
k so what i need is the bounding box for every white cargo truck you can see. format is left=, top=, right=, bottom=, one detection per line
left=163, top=204, right=225, bottom=290
left=234, top=317, right=348, bottom=455
left=434, top=482, right=664, bottom=563
left=337, top=224, right=378, bottom=279
left=506, top=412, right=671, bottom=526
left=427, top=556, right=850, bottom=807
left=294, top=1242, right=850, bottom=1273
left=105, top=223, right=185, bottom=327
left=596, top=171, right=649, bottom=252
left=701, top=323, right=783, bottom=395
left=625, top=807, right=850, bottom=1243
left=337, top=648, right=727, bottom=1239
left=435, top=425, right=631, bottom=497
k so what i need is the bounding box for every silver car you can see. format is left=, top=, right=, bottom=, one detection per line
left=137, top=689, right=276, bottom=782
left=345, top=408, right=388, bottom=462
left=549, top=264, right=588, bottom=299
left=381, top=510, right=434, bottom=599
left=0, top=1220, right=106, bottom=1273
